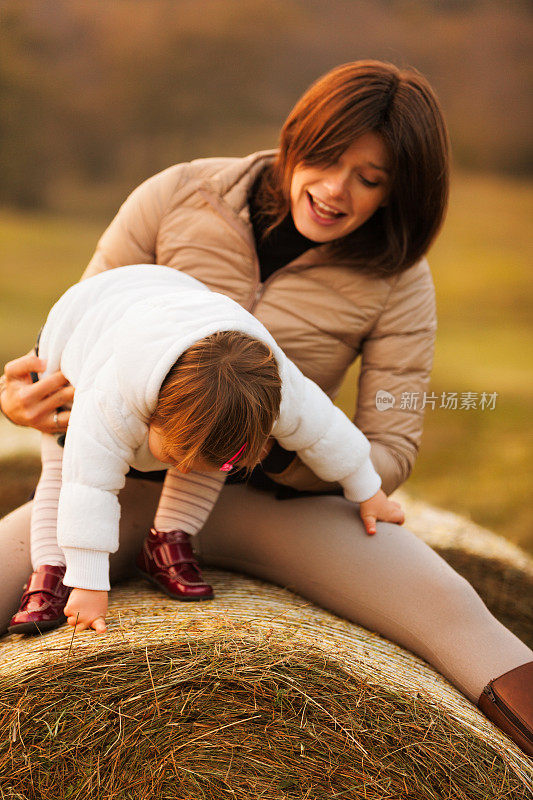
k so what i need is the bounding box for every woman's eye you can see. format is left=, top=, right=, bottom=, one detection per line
left=360, top=176, right=380, bottom=188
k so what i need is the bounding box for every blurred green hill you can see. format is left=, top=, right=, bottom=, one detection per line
left=1, top=0, right=531, bottom=212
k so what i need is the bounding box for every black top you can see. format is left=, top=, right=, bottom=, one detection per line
left=248, top=169, right=317, bottom=283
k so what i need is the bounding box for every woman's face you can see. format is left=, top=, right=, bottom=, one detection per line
left=290, top=131, right=391, bottom=243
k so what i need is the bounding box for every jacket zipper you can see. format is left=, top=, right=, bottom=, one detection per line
left=254, top=282, right=264, bottom=307
left=482, top=684, right=532, bottom=740
left=198, top=185, right=313, bottom=313
left=250, top=262, right=307, bottom=313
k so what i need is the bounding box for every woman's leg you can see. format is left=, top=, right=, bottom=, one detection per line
left=195, top=484, right=533, bottom=703
left=0, top=501, right=33, bottom=632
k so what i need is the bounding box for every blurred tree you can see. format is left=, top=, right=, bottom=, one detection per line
left=0, top=0, right=531, bottom=212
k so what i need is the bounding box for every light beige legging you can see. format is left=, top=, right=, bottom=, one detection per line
left=2, top=475, right=531, bottom=703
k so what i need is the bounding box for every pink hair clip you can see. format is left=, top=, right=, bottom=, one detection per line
left=220, top=442, right=247, bottom=472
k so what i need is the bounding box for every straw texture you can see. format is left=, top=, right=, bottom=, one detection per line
left=1, top=498, right=532, bottom=798
left=1, top=571, right=532, bottom=797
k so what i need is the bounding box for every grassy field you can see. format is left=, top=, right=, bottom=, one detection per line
left=1, top=171, right=532, bottom=552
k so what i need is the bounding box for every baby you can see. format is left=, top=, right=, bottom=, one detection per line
left=9, top=265, right=403, bottom=635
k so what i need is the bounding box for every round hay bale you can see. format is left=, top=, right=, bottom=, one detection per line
left=1, top=571, right=532, bottom=799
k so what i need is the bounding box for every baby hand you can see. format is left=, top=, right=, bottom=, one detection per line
left=64, top=588, right=108, bottom=633
left=359, top=489, right=405, bottom=536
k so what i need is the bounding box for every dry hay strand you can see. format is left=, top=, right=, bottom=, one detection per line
left=1, top=571, right=532, bottom=800
left=1, top=634, right=532, bottom=800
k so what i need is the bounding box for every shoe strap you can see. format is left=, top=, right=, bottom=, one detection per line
left=151, top=541, right=197, bottom=570
left=22, top=570, right=67, bottom=600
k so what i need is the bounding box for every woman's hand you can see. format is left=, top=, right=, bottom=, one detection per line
left=359, top=489, right=405, bottom=536
left=0, top=351, right=73, bottom=433
left=64, top=588, right=108, bottom=633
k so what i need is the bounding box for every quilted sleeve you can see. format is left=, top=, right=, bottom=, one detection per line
left=271, top=354, right=381, bottom=503
left=56, top=387, right=144, bottom=591
left=354, top=258, right=437, bottom=494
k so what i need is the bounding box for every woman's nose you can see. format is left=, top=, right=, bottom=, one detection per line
left=322, top=166, right=349, bottom=198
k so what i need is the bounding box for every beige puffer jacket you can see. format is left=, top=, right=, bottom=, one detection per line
left=82, top=150, right=437, bottom=496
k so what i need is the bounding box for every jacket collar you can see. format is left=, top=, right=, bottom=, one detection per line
left=197, top=150, right=333, bottom=271
left=200, top=149, right=276, bottom=218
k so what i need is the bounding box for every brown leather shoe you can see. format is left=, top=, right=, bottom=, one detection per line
left=478, top=661, right=533, bottom=757
left=8, top=565, right=71, bottom=635
left=136, top=528, right=214, bottom=601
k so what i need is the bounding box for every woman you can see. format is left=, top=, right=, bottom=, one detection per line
left=1, top=60, right=532, bottom=755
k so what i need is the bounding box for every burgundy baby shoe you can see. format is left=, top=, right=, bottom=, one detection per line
left=8, top=564, right=71, bottom=635
left=136, top=528, right=214, bottom=601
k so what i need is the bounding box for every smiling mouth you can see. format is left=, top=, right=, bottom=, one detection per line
left=307, top=192, right=346, bottom=220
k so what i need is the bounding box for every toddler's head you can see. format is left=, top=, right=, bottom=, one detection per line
left=149, top=331, right=282, bottom=473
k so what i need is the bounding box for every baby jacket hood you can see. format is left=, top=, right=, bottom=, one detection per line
left=111, top=266, right=281, bottom=420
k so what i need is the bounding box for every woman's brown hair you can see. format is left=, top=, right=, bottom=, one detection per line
left=150, top=331, right=281, bottom=473
left=259, top=60, right=450, bottom=277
